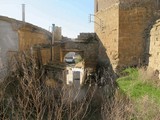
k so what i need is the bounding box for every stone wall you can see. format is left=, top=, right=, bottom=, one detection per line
left=95, top=0, right=119, bottom=12
left=148, top=19, right=160, bottom=78
left=0, top=16, right=52, bottom=76
left=118, top=1, right=155, bottom=68
left=40, top=48, right=51, bottom=65
left=95, top=0, right=158, bottom=71
left=61, top=33, right=99, bottom=69
left=18, top=23, right=52, bottom=65
left=95, top=4, right=119, bottom=70
left=18, top=24, right=51, bottom=51
left=45, top=64, right=65, bottom=82
left=53, top=45, right=61, bottom=63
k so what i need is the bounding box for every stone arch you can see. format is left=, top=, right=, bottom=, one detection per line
left=51, top=33, right=98, bottom=69
left=60, top=49, right=84, bottom=63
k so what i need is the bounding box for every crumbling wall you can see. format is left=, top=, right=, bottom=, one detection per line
left=18, top=24, right=51, bottom=51
left=95, top=0, right=157, bottom=71
left=148, top=19, right=160, bottom=78
left=0, top=16, right=52, bottom=77
left=18, top=24, right=52, bottom=65
left=62, top=33, right=99, bottom=69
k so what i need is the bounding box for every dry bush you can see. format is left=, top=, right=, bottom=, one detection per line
left=138, top=67, right=153, bottom=81
left=0, top=54, right=83, bottom=120
left=101, top=90, right=135, bottom=120
left=3, top=52, right=156, bottom=120
left=0, top=52, right=103, bottom=120
left=138, top=67, right=160, bottom=87
left=134, top=95, right=160, bottom=120
left=101, top=91, right=160, bottom=120
left=1, top=52, right=160, bottom=119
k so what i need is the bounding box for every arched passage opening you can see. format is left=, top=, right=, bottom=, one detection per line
left=63, top=51, right=84, bottom=85
left=64, top=52, right=83, bottom=65
left=61, top=49, right=84, bottom=65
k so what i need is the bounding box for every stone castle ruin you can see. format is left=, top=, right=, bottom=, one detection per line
left=94, top=0, right=160, bottom=78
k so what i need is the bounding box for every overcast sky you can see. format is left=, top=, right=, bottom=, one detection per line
left=0, top=0, right=94, bottom=38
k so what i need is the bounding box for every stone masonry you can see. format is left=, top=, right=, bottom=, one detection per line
left=95, top=0, right=159, bottom=71
left=148, top=19, right=160, bottom=78
left=45, top=33, right=99, bottom=83
left=0, top=16, right=52, bottom=78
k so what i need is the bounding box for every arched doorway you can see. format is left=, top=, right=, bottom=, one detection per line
left=64, top=52, right=84, bottom=86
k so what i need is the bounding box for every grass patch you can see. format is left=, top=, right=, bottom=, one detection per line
left=117, top=68, right=160, bottom=119
left=117, top=68, right=160, bottom=104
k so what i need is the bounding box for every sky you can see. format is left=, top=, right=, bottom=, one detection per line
left=0, top=0, right=94, bottom=38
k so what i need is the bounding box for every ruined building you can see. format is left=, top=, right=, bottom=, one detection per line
left=94, top=0, right=160, bottom=75
left=2, top=0, right=160, bottom=84
left=0, top=16, right=99, bottom=85
left=0, top=16, right=52, bottom=78
left=45, top=32, right=99, bottom=85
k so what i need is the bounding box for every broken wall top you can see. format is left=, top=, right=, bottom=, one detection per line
left=0, top=16, right=51, bottom=37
